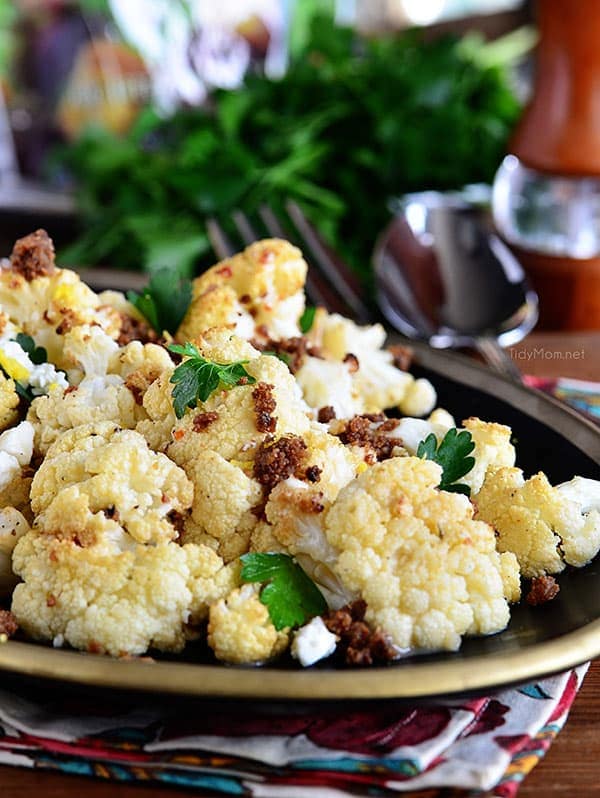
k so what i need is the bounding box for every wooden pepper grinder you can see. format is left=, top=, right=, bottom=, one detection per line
left=493, top=0, right=600, bottom=330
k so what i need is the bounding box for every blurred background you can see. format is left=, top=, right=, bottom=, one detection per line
left=0, top=0, right=598, bottom=332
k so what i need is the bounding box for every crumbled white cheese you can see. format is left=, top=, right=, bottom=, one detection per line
left=557, top=477, right=600, bottom=514
left=29, top=362, right=69, bottom=395
left=291, top=616, right=337, bottom=667
left=0, top=421, right=34, bottom=467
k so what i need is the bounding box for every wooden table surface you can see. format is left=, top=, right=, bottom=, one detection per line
left=0, top=330, right=598, bottom=798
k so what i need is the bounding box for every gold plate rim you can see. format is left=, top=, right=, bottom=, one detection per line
left=1, top=344, right=599, bottom=700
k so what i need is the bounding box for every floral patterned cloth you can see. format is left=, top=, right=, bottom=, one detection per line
left=0, top=664, right=589, bottom=796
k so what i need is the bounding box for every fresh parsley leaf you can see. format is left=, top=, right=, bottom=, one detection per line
left=14, top=333, right=47, bottom=365
left=299, top=306, right=316, bottom=334
left=240, top=552, right=327, bottom=630
left=168, top=342, right=255, bottom=418
left=417, top=428, right=475, bottom=495
left=127, top=268, right=192, bottom=335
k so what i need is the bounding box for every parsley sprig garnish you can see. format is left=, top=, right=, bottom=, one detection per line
left=299, top=305, right=316, bottom=334
left=168, top=342, right=255, bottom=418
left=0, top=334, right=49, bottom=404
left=417, top=428, right=475, bottom=496
left=15, top=333, right=47, bottom=365
left=240, top=553, right=327, bottom=630
left=127, top=268, right=192, bottom=335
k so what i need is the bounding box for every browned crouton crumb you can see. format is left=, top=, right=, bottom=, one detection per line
left=252, top=382, right=277, bottom=433
left=253, top=434, right=307, bottom=492
left=526, top=575, right=560, bottom=605
left=9, top=229, right=56, bottom=280
left=0, top=610, right=18, bottom=638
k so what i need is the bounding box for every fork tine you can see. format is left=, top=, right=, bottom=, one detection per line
left=232, top=210, right=259, bottom=246
left=284, top=200, right=374, bottom=324
left=258, top=205, right=286, bottom=238
left=206, top=217, right=235, bottom=259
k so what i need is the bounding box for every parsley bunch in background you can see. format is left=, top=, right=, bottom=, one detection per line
left=58, top=13, right=521, bottom=281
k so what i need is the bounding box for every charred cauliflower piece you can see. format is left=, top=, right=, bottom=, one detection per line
left=0, top=231, right=122, bottom=368
left=474, top=467, right=600, bottom=577
left=27, top=329, right=168, bottom=455
left=285, top=457, right=520, bottom=651
left=30, top=421, right=193, bottom=546
left=177, top=239, right=307, bottom=342
left=12, top=420, right=237, bottom=655
left=12, top=534, right=236, bottom=656
left=0, top=373, right=19, bottom=433
left=208, top=583, right=289, bottom=664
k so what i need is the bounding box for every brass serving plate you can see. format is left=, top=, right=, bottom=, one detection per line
left=1, top=344, right=599, bottom=701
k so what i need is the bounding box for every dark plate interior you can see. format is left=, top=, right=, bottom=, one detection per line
left=0, top=346, right=598, bottom=704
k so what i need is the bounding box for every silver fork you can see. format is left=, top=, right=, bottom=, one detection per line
left=206, top=201, right=375, bottom=326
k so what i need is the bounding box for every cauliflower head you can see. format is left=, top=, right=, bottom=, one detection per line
left=30, top=421, right=193, bottom=546
left=207, top=583, right=289, bottom=664
left=321, top=457, right=519, bottom=651
left=474, top=467, right=600, bottom=578
left=0, top=373, right=19, bottom=433
left=178, top=239, right=307, bottom=342
left=12, top=418, right=237, bottom=656
left=11, top=533, right=237, bottom=655
left=167, top=332, right=310, bottom=468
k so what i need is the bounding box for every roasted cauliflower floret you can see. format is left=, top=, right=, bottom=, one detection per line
left=321, top=458, right=519, bottom=651
left=183, top=450, right=263, bottom=562
left=207, top=583, right=289, bottom=664
left=297, top=312, right=436, bottom=417
left=0, top=507, right=30, bottom=597
left=30, top=422, right=193, bottom=546
left=11, top=534, right=237, bottom=655
left=28, top=379, right=141, bottom=456
left=474, top=467, right=600, bottom=578
left=27, top=328, right=162, bottom=455
left=461, top=418, right=515, bottom=494
left=0, top=232, right=121, bottom=368
left=167, top=332, right=310, bottom=469
left=295, top=357, right=364, bottom=419
left=178, top=239, right=307, bottom=342
left=0, top=373, right=19, bottom=433
left=110, top=340, right=172, bottom=382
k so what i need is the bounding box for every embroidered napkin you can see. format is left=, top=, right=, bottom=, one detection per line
left=0, top=665, right=588, bottom=796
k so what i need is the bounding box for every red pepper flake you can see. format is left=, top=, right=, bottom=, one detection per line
left=46, top=594, right=57, bottom=607
left=173, top=429, right=186, bottom=441
left=259, top=248, right=274, bottom=264
left=216, top=265, right=233, bottom=278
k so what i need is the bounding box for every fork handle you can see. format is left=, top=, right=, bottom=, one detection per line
left=473, top=336, right=523, bottom=381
